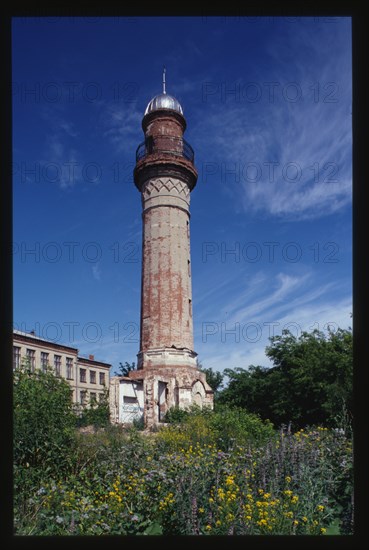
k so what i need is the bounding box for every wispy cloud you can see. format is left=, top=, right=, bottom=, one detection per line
left=92, top=263, right=102, bottom=281
left=100, top=102, right=142, bottom=153
left=196, top=294, right=352, bottom=372
left=40, top=106, right=82, bottom=189
left=193, top=21, right=352, bottom=221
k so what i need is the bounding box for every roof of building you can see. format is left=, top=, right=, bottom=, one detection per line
left=13, top=329, right=79, bottom=352
left=78, top=356, right=111, bottom=369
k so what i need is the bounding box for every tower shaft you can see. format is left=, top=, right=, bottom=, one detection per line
left=140, top=179, right=193, bottom=353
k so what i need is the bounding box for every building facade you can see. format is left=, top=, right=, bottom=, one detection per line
left=110, top=74, right=213, bottom=427
left=13, top=330, right=111, bottom=406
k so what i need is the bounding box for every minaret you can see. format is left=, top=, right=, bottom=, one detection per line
left=129, top=70, right=213, bottom=426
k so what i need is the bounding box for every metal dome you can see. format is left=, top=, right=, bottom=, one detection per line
left=144, top=92, right=183, bottom=116
left=144, top=68, right=184, bottom=116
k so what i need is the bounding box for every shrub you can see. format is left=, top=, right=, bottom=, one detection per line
left=211, top=405, right=275, bottom=449
left=75, top=388, right=110, bottom=429
left=13, top=363, right=76, bottom=473
left=13, top=363, right=77, bottom=510
left=162, top=404, right=275, bottom=451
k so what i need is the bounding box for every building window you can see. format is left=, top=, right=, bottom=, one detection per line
left=188, top=259, right=191, bottom=277
left=99, top=372, right=105, bottom=386
left=66, top=357, right=73, bottom=379
left=189, top=299, right=192, bottom=317
left=98, top=392, right=105, bottom=402
left=41, top=352, right=49, bottom=372
left=90, top=370, right=96, bottom=384
left=90, top=392, right=97, bottom=403
left=13, top=346, right=21, bottom=370
left=80, top=390, right=87, bottom=406
left=54, top=355, right=61, bottom=376
left=80, top=368, right=86, bottom=383
left=26, top=349, right=36, bottom=371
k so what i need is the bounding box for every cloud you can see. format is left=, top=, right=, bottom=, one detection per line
left=39, top=106, right=83, bottom=189
left=100, top=102, right=142, bottom=153
left=92, top=263, right=102, bottom=281
left=196, top=294, right=352, bottom=372
left=193, top=20, right=352, bottom=221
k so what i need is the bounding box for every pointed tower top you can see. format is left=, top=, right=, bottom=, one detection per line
left=144, top=68, right=183, bottom=116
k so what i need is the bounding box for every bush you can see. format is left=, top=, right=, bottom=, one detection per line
left=161, top=404, right=275, bottom=451
left=75, top=388, right=110, bottom=429
left=14, top=363, right=76, bottom=473
left=211, top=405, right=275, bottom=448
left=13, top=363, right=77, bottom=509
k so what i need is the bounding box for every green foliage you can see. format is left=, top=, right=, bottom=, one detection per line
left=75, top=388, right=110, bottom=428
left=211, top=405, right=275, bottom=448
left=14, top=426, right=353, bottom=536
left=164, top=405, right=190, bottom=424
left=13, top=362, right=76, bottom=473
left=219, top=328, right=353, bottom=428
left=13, top=362, right=77, bottom=507
left=162, top=404, right=274, bottom=451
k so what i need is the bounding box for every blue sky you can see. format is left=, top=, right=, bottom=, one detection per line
left=12, top=16, right=352, bottom=376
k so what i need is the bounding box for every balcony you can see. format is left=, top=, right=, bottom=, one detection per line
left=136, top=135, right=194, bottom=164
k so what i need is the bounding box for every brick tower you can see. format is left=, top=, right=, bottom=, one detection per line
left=129, top=70, right=213, bottom=426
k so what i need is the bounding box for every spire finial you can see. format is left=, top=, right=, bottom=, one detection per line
left=163, top=66, right=166, bottom=94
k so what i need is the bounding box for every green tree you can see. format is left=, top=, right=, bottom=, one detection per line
left=13, top=362, right=76, bottom=473
left=219, top=328, right=352, bottom=429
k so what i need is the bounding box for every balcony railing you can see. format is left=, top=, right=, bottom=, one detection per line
left=136, top=135, right=194, bottom=164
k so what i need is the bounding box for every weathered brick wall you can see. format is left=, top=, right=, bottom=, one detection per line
left=140, top=177, right=193, bottom=352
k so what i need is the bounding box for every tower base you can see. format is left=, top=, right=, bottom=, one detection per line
left=110, top=365, right=213, bottom=428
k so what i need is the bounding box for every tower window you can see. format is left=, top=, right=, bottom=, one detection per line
left=189, top=299, right=192, bottom=317
left=188, top=259, right=191, bottom=277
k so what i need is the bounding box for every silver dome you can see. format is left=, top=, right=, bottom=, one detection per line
left=144, top=93, right=183, bottom=116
